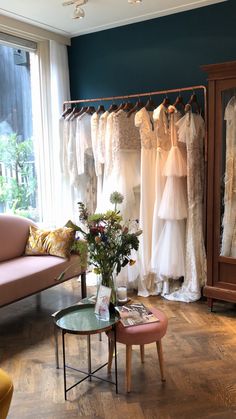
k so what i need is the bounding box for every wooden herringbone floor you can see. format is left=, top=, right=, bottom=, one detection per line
left=0, top=278, right=236, bottom=419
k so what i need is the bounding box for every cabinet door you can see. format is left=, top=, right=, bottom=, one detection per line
left=213, top=79, right=236, bottom=292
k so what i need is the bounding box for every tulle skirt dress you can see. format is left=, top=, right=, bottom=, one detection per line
left=153, top=219, right=186, bottom=279
left=153, top=145, right=187, bottom=279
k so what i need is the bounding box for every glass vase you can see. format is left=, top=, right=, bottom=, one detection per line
left=100, top=271, right=117, bottom=306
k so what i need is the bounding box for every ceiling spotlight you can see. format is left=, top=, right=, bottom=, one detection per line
left=128, top=0, right=142, bottom=4
left=73, top=5, right=85, bottom=19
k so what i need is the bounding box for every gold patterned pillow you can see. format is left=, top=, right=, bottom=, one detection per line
left=25, top=226, right=75, bottom=259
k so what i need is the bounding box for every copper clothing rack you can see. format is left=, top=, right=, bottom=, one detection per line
left=63, top=84, right=206, bottom=112
left=63, top=83, right=207, bottom=154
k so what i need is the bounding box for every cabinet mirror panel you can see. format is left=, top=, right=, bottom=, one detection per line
left=220, top=88, right=236, bottom=258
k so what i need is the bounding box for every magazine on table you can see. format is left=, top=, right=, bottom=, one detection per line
left=115, top=303, right=160, bottom=327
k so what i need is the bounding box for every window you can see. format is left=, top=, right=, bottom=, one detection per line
left=0, top=38, right=39, bottom=221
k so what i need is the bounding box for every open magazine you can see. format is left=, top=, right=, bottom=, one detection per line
left=115, top=303, right=160, bottom=327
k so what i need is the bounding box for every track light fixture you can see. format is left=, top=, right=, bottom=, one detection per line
left=62, top=0, right=88, bottom=19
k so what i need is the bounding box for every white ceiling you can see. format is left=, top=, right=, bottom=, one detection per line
left=0, top=0, right=227, bottom=38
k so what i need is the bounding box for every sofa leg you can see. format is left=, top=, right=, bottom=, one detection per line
left=81, top=272, right=87, bottom=299
left=36, top=293, right=41, bottom=310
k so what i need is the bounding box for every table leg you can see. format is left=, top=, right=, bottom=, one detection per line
left=54, top=325, right=59, bottom=369
left=87, top=335, right=92, bottom=381
left=81, top=272, right=87, bottom=299
left=62, top=331, right=67, bottom=400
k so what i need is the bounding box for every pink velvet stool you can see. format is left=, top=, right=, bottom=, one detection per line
left=108, top=306, right=168, bottom=392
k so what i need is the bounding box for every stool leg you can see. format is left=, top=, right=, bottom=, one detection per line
left=108, top=338, right=114, bottom=373
left=126, top=345, right=132, bottom=393
left=140, top=345, right=145, bottom=363
left=156, top=340, right=165, bottom=382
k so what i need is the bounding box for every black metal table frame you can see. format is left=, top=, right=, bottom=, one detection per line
left=55, top=324, right=118, bottom=400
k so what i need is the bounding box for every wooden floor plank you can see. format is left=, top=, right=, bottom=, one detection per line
left=0, top=279, right=236, bottom=418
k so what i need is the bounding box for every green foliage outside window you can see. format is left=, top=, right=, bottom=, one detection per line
left=0, top=133, right=38, bottom=220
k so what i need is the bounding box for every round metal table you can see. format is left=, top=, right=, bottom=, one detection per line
left=53, top=303, right=119, bottom=400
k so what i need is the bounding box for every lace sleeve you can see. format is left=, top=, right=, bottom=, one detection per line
left=153, top=104, right=169, bottom=142
left=176, top=114, right=188, bottom=144
left=75, top=117, right=85, bottom=175
left=91, top=112, right=101, bottom=176
left=134, top=109, right=143, bottom=128
left=104, top=112, right=114, bottom=177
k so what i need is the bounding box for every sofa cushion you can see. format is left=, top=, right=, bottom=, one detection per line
left=0, top=254, right=83, bottom=307
left=0, top=214, right=35, bottom=262
left=25, top=226, right=75, bottom=259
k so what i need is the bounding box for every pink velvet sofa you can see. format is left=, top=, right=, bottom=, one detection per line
left=0, top=214, right=87, bottom=308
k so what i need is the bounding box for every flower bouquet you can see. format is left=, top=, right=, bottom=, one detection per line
left=66, top=192, right=142, bottom=303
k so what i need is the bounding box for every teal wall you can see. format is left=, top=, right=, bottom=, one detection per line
left=68, top=0, right=236, bottom=101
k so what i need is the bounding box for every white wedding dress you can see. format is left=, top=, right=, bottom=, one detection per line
left=154, top=106, right=187, bottom=295
left=99, top=110, right=141, bottom=219
left=99, top=109, right=141, bottom=286
left=151, top=103, right=170, bottom=291
left=165, top=110, right=207, bottom=302
left=135, top=107, right=157, bottom=296
left=91, top=111, right=109, bottom=212
left=74, top=112, right=97, bottom=215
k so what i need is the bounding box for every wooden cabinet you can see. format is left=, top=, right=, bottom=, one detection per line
left=202, top=61, right=236, bottom=309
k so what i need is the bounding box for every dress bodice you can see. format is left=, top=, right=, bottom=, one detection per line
left=135, top=107, right=157, bottom=149
left=153, top=104, right=171, bottom=150
left=113, top=110, right=141, bottom=152
left=168, top=105, right=183, bottom=147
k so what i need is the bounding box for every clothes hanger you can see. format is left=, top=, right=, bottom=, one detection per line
left=76, top=106, right=88, bottom=116
left=115, top=100, right=126, bottom=113
left=85, top=105, right=96, bottom=115
left=123, top=101, right=134, bottom=112
left=108, top=103, right=118, bottom=112
left=127, top=97, right=144, bottom=118
left=97, top=104, right=105, bottom=114
left=108, top=99, right=118, bottom=113
left=162, top=93, right=170, bottom=108
left=66, top=107, right=77, bottom=119
left=61, top=107, right=72, bottom=118
left=187, top=92, right=200, bottom=113
left=70, top=106, right=82, bottom=121
left=173, top=93, right=185, bottom=110
left=145, top=95, right=156, bottom=111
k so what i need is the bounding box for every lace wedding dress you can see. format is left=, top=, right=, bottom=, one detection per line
left=98, top=109, right=141, bottom=285
left=165, top=110, right=207, bottom=302
left=99, top=110, right=141, bottom=220
left=91, top=111, right=109, bottom=211
left=221, top=96, right=236, bottom=257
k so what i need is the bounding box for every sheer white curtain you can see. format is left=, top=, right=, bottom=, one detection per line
left=31, top=39, right=75, bottom=227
